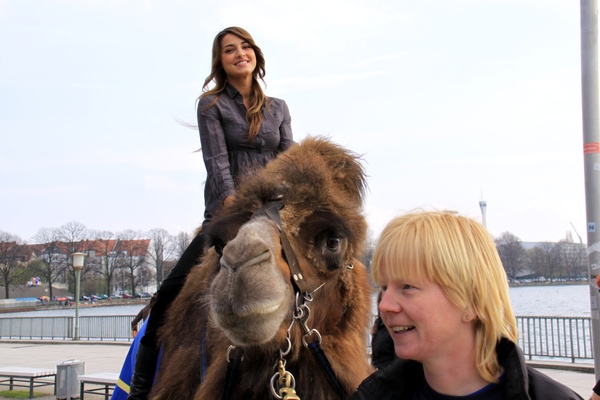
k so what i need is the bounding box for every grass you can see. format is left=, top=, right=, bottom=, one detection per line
left=0, top=390, right=47, bottom=398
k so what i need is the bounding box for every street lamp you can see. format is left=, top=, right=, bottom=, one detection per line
left=72, top=252, right=86, bottom=340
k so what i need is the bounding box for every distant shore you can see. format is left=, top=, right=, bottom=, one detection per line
left=509, top=280, right=588, bottom=288
left=0, top=297, right=149, bottom=314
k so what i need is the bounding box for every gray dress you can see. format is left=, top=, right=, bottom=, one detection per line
left=197, top=84, right=294, bottom=223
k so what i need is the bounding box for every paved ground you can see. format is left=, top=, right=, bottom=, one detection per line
left=0, top=340, right=596, bottom=399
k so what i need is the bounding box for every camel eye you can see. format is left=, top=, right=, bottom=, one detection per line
left=326, top=237, right=340, bottom=250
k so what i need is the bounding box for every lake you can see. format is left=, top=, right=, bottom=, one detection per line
left=0, top=285, right=591, bottom=318
left=509, top=284, right=591, bottom=316
left=0, top=284, right=593, bottom=318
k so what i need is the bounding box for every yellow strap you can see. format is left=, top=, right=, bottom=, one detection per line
left=116, top=378, right=131, bottom=394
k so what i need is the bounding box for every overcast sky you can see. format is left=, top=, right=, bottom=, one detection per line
left=0, top=0, right=590, bottom=244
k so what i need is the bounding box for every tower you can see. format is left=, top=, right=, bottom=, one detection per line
left=479, top=198, right=487, bottom=228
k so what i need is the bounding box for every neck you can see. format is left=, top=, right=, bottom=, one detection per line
left=421, top=343, right=490, bottom=396
left=228, top=76, right=253, bottom=99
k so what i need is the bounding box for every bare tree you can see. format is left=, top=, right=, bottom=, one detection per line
left=556, top=232, right=587, bottom=280
left=0, top=231, right=27, bottom=299
left=31, top=227, right=66, bottom=298
left=117, top=230, right=149, bottom=296
left=58, top=221, right=91, bottom=293
left=361, top=229, right=377, bottom=274
left=494, top=232, right=527, bottom=280
left=89, top=230, right=121, bottom=296
left=147, top=228, right=175, bottom=289
left=546, top=243, right=563, bottom=281
left=527, top=246, right=548, bottom=279
left=173, top=231, right=193, bottom=260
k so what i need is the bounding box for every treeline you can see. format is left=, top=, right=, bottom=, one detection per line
left=0, top=221, right=194, bottom=299
left=1, top=221, right=588, bottom=300
left=495, top=231, right=587, bottom=282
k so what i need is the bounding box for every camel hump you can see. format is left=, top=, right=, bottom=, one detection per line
left=273, top=136, right=368, bottom=205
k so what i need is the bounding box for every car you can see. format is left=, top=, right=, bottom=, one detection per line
left=134, top=292, right=152, bottom=298
left=122, top=293, right=133, bottom=299
left=110, top=294, right=122, bottom=299
left=80, top=295, right=90, bottom=301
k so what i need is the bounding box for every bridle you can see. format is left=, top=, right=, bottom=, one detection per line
left=220, top=200, right=348, bottom=400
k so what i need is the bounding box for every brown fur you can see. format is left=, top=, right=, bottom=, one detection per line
left=151, top=137, right=374, bottom=400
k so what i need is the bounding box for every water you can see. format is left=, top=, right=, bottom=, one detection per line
left=509, top=284, right=590, bottom=316
left=0, top=303, right=145, bottom=318
left=0, top=284, right=592, bottom=318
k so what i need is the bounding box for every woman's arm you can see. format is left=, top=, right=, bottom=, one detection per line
left=198, top=96, right=236, bottom=205
left=278, top=100, right=294, bottom=152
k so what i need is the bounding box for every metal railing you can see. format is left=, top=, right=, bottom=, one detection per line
left=516, top=315, right=593, bottom=363
left=0, top=315, right=595, bottom=364
left=0, top=315, right=135, bottom=341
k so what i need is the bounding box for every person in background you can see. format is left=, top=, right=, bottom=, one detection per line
left=131, top=293, right=156, bottom=338
left=127, top=26, right=294, bottom=400
left=592, top=383, right=600, bottom=400
left=370, top=291, right=396, bottom=370
left=351, top=210, right=583, bottom=399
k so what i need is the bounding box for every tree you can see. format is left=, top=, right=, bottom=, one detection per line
left=527, top=246, right=548, bottom=279
left=173, top=231, right=192, bottom=260
left=361, top=229, right=377, bottom=274
left=147, top=228, right=175, bottom=289
left=0, top=231, right=27, bottom=299
left=555, top=232, right=587, bottom=280
left=494, top=232, right=527, bottom=280
left=545, top=242, right=563, bottom=281
left=117, top=230, right=149, bottom=296
left=58, top=221, right=90, bottom=293
left=31, top=227, right=66, bottom=298
left=89, top=230, right=121, bottom=296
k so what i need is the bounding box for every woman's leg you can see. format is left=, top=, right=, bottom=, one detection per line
left=127, top=233, right=205, bottom=399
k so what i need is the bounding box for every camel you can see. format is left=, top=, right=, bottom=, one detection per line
left=151, top=137, right=374, bottom=400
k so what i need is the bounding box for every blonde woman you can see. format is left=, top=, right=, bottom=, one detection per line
left=351, top=210, right=582, bottom=399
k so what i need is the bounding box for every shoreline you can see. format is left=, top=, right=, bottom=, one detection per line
left=0, top=298, right=148, bottom=314
left=508, top=280, right=587, bottom=288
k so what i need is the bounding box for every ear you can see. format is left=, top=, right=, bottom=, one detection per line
left=462, top=307, right=477, bottom=322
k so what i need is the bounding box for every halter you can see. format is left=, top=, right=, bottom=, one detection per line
left=220, top=200, right=347, bottom=400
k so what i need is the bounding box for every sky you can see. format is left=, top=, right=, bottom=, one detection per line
left=0, top=0, right=591, bottom=244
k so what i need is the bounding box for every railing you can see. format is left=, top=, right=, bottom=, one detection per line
left=0, top=315, right=595, bottom=364
left=0, top=316, right=135, bottom=341
left=516, top=315, right=593, bottom=363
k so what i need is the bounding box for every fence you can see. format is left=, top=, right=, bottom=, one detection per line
left=517, top=315, right=593, bottom=363
left=0, top=315, right=595, bottom=364
left=0, top=315, right=135, bottom=341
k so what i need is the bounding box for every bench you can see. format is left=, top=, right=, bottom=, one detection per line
left=0, top=366, right=56, bottom=399
left=79, top=372, right=118, bottom=400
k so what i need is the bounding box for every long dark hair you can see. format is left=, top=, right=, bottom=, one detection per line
left=201, top=26, right=267, bottom=141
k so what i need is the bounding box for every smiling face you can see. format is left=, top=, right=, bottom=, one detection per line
left=378, top=268, right=475, bottom=365
left=220, top=33, right=256, bottom=81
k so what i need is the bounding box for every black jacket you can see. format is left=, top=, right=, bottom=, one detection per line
left=351, top=339, right=583, bottom=399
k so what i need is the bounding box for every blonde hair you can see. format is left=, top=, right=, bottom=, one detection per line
left=371, top=210, right=518, bottom=383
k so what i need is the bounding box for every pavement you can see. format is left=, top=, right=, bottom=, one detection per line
left=0, top=340, right=596, bottom=399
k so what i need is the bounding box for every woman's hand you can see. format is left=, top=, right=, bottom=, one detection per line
left=590, top=392, right=600, bottom=400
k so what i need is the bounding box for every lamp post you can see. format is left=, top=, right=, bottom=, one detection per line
left=72, top=252, right=86, bottom=340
